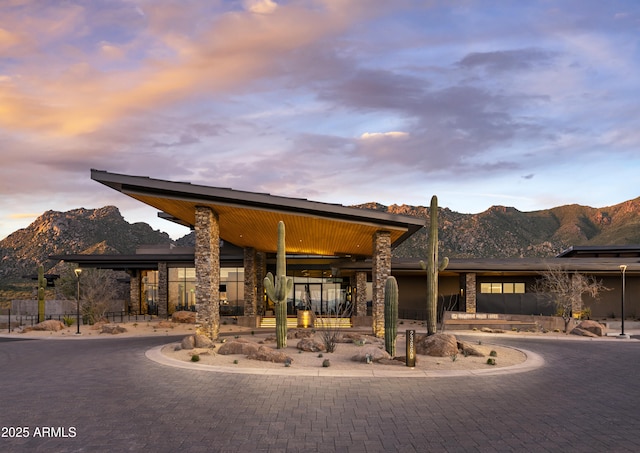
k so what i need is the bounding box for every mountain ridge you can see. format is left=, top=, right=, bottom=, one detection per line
left=1, top=198, right=639, bottom=285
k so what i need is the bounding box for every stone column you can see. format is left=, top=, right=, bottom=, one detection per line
left=355, top=271, right=368, bottom=317
left=157, top=262, right=168, bottom=318
left=195, top=206, right=220, bottom=340
left=243, top=247, right=257, bottom=317
left=372, top=230, right=391, bottom=338
left=465, top=273, right=476, bottom=313
left=256, top=252, right=266, bottom=315
left=128, top=270, right=140, bottom=314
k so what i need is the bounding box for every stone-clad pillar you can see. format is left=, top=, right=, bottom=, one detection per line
left=372, top=231, right=391, bottom=338
left=256, top=252, right=266, bottom=315
left=128, top=270, right=140, bottom=314
left=195, top=206, right=220, bottom=340
left=157, top=262, right=168, bottom=318
left=465, top=273, right=476, bottom=313
left=355, top=271, right=367, bottom=317
left=243, top=247, right=257, bottom=317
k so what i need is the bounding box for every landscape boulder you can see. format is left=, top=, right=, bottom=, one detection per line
left=181, top=335, right=196, bottom=350
left=22, top=320, right=65, bottom=332
left=247, top=345, right=292, bottom=363
left=172, top=311, right=196, bottom=324
left=287, top=329, right=314, bottom=339
left=573, top=320, right=606, bottom=337
left=296, top=338, right=326, bottom=352
left=569, top=327, right=599, bottom=338
left=416, top=333, right=458, bottom=357
left=457, top=340, right=485, bottom=357
left=351, top=345, right=391, bottom=363
left=218, top=339, right=260, bottom=356
left=194, top=334, right=214, bottom=348
left=100, top=324, right=127, bottom=335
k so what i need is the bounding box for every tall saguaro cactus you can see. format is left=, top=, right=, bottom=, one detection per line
left=384, top=276, right=399, bottom=356
left=37, top=264, right=46, bottom=323
left=420, top=195, right=449, bottom=336
left=264, top=221, right=293, bottom=349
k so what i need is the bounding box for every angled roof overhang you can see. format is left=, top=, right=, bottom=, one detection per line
left=91, top=170, right=425, bottom=257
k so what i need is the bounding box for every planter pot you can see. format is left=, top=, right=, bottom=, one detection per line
left=297, top=310, right=312, bottom=328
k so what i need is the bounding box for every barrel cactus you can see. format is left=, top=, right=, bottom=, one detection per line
left=420, top=195, right=449, bottom=336
left=384, top=276, right=399, bottom=356
left=264, top=221, right=293, bottom=349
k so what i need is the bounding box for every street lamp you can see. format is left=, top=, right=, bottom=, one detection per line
left=74, top=268, right=82, bottom=335
left=619, top=264, right=627, bottom=337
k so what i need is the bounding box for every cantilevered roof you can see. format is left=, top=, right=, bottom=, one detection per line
left=91, top=169, right=425, bottom=256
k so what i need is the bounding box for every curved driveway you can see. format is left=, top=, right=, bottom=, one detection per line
left=1, top=335, right=639, bottom=452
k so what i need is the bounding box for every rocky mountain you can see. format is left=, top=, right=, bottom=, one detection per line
left=366, top=197, right=640, bottom=259
left=0, top=206, right=171, bottom=280
left=2, top=198, right=640, bottom=285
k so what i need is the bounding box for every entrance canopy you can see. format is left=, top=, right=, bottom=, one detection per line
left=91, top=170, right=424, bottom=257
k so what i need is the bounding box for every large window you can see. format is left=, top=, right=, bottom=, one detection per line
left=480, top=282, right=525, bottom=294
left=220, top=267, right=244, bottom=316
left=168, top=267, right=196, bottom=314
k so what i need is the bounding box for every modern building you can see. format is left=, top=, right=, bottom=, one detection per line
left=51, top=170, right=639, bottom=336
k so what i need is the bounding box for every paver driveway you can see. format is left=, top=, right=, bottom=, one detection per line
left=1, top=335, right=639, bottom=452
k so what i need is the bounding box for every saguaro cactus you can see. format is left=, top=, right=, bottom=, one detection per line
left=37, top=264, right=46, bottom=323
left=264, top=221, right=293, bottom=349
left=420, top=195, right=449, bottom=336
left=384, top=276, right=399, bottom=356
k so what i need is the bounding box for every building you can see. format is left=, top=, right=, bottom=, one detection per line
left=51, top=170, right=639, bottom=336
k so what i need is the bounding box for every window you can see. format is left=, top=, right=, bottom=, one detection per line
left=480, top=282, right=525, bottom=294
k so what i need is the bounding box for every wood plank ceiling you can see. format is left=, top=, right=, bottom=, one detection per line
left=128, top=193, right=410, bottom=256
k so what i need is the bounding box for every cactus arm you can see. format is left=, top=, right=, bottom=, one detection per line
left=439, top=256, right=449, bottom=272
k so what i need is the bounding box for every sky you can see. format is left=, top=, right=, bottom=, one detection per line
left=1, top=0, right=639, bottom=241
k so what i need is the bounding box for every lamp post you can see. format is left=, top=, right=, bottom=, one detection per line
left=619, top=264, right=627, bottom=337
left=74, top=268, right=82, bottom=335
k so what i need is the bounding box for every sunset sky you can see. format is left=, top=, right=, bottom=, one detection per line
left=1, top=0, right=639, bottom=241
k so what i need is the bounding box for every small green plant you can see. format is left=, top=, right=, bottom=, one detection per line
left=62, top=316, right=74, bottom=327
left=284, top=358, right=292, bottom=367
left=133, top=323, right=138, bottom=328
left=553, top=329, right=560, bottom=333
left=490, top=350, right=497, bottom=357
left=353, top=338, right=366, bottom=346
left=233, top=359, right=239, bottom=364
left=477, top=340, right=482, bottom=345
left=450, top=353, right=458, bottom=362
left=318, top=353, right=323, bottom=358
left=234, top=335, right=240, bottom=339
left=222, top=320, right=228, bottom=325
left=298, top=350, right=303, bottom=354
left=472, top=327, right=478, bottom=331
left=512, top=328, right=518, bottom=332
left=251, top=331, right=255, bottom=336
left=322, top=359, right=331, bottom=367
left=487, top=358, right=496, bottom=366
left=463, top=350, right=470, bottom=358
left=191, top=354, right=200, bottom=362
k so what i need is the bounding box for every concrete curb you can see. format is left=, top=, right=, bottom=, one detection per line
left=145, top=343, right=545, bottom=378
